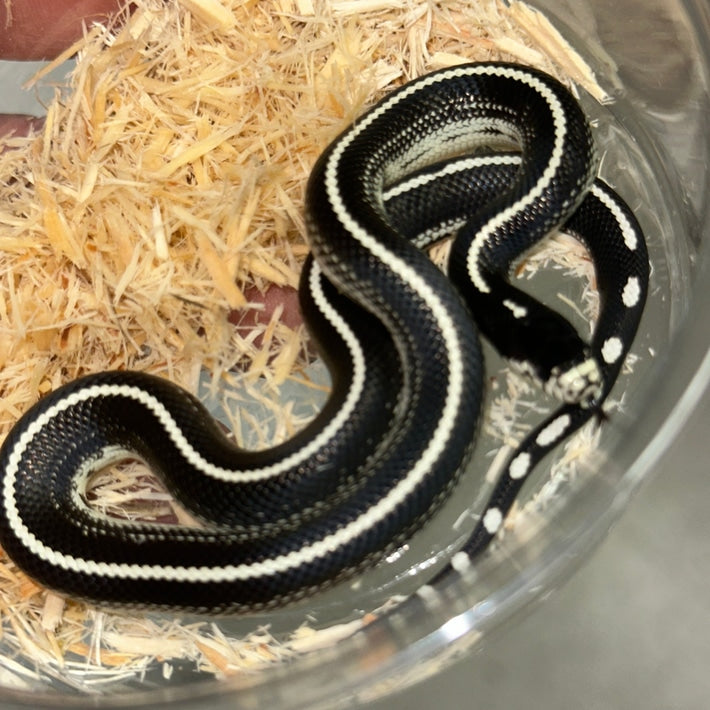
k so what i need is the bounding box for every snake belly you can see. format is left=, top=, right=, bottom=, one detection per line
left=0, top=63, right=647, bottom=612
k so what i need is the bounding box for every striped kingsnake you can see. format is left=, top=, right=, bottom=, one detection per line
left=0, top=63, right=648, bottom=612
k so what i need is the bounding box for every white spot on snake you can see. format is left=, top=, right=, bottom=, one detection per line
left=508, top=452, right=531, bottom=480
left=503, top=299, right=527, bottom=319
left=622, top=276, right=641, bottom=308
left=601, top=336, right=624, bottom=364
left=451, top=551, right=472, bottom=574
left=536, top=414, right=571, bottom=447
left=482, top=507, right=503, bottom=534
left=416, top=584, right=441, bottom=608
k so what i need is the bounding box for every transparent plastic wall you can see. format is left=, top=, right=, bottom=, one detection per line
left=0, top=0, right=708, bottom=708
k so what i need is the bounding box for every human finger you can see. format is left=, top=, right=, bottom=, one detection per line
left=0, top=0, right=125, bottom=60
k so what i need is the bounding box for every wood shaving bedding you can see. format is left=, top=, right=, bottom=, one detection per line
left=0, top=0, right=613, bottom=687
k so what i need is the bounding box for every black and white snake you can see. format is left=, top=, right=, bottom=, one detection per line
left=0, top=63, right=648, bottom=613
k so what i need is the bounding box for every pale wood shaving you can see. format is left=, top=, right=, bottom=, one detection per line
left=507, top=0, right=612, bottom=103
left=177, top=0, right=236, bottom=30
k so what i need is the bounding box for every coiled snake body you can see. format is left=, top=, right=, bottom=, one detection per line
left=0, top=63, right=648, bottom=612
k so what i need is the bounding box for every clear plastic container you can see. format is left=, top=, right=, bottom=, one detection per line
left=0, top=0, right=709, bottom=707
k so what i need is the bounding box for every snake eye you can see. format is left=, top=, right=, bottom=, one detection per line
left=545, top=357, right=603, bottom=407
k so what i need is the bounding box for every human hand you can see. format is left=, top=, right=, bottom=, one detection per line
left=0, top=0, right=124, bottom=137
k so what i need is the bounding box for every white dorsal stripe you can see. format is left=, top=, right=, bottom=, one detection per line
left=3, top=67, right=476, bottom=584
left=4, top=263, right=367, bottom=487
left=382, top=153, right=521, bottom=203
left=383, top=154, right=522, bottom=249
left=465, top=69, right=571, bottom=294
left=590, top=183, right=638, bottom=251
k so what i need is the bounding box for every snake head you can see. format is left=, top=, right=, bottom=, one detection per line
left=544, top=356, right=603, bottom=408
left=510, top=352, right=603, bottom=408
left=502, top=300, right=604, bottom=408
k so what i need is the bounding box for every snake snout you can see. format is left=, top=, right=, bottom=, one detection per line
left=545, top=356, right=603, bottom=407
